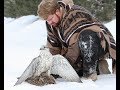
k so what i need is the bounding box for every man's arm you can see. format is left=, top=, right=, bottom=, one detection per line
left=46, top=21, right=62, bottom=55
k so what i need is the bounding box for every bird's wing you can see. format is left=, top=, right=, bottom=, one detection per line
left=14, top=56, right=41, bottom=86
left=51, top=55, right=82, bottom=82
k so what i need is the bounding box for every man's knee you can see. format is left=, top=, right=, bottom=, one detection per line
left=78, top=29, right=104, bottom=76
left=79, top=29, right=105, bottom=59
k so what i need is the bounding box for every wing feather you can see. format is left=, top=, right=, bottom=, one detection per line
left=14, top=56, right=40, bottom=86
left=51, top=55, right=82, bottom=82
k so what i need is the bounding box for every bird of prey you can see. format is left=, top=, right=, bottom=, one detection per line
left=14, top=46, right=82, bottom=86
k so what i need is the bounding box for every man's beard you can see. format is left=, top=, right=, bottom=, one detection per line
left=51, top=21, right=60, bottom=27
left=52, top=13, right=61, bottom=27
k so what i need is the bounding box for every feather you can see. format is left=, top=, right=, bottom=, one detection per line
left=51, top=55, right=82, bottom=82
left=14, top=47, right=82, bottom=86
left=14, top=56, right=40, bottom=86
left=14, top=48, right=53, bottom=86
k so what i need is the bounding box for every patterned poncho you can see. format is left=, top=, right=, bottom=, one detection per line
left=46, top=1, right=116, bottom=73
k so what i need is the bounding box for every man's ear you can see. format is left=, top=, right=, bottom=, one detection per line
left=55, top=9, right=60, bottom=14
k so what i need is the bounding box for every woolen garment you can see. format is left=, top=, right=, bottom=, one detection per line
left=46, top=1, right=116, bottom=73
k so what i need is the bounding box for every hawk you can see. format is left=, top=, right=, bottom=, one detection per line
left=14, top=46, right=82, bottom=86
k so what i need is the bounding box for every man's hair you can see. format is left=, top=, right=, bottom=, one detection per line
left=37, top=0, right=60, bottom=20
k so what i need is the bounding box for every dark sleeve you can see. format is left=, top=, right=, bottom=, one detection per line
left=46, top=21, right=62, bottom=55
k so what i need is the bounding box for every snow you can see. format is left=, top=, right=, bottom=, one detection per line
left=4, top=15, right=116, bottom=90
left=104, top=19, right=116, bottom=41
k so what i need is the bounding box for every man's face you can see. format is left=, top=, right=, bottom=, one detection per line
left=46, top=10, right=61, bottom=27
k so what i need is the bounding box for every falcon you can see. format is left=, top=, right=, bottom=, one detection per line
left=14, top=46, right=82, bottom=86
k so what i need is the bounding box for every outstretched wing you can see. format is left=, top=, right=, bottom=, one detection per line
left=51, top=55, right=82, bottom=82
left=14, top=56, right=41, bottom=86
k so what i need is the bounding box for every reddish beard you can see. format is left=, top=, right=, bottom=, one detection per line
left=52, top=13, right=61, bottom=27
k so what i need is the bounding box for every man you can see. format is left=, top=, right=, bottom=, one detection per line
left=37, top=0, right=116, bottom=81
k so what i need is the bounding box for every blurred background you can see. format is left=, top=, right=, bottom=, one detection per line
left=4, top=0, right=116, bottom=22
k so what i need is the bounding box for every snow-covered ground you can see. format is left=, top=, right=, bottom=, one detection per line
left=4, top=15, right=116, bottom=90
